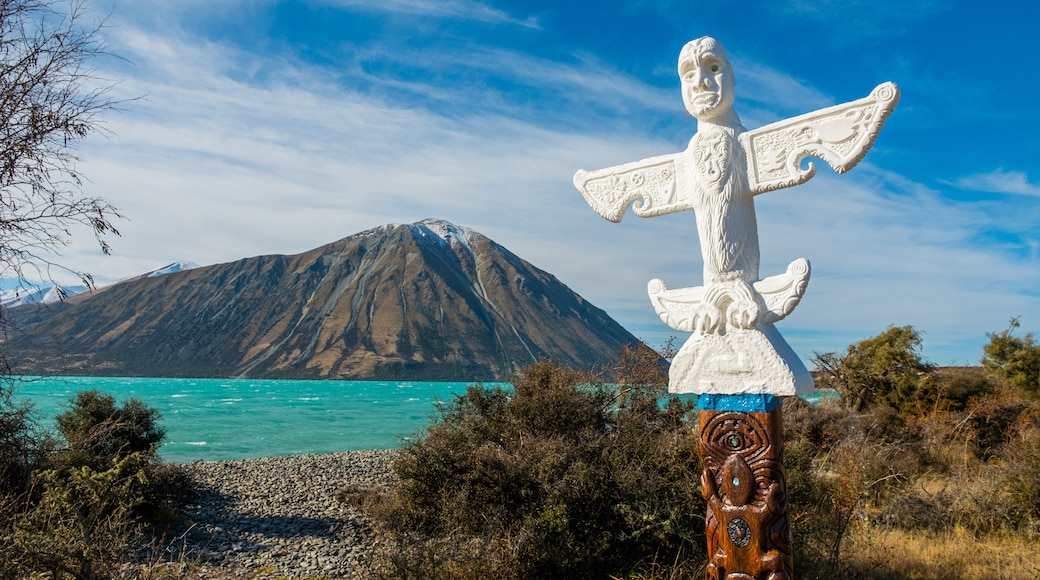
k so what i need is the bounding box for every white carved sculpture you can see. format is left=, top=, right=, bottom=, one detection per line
left=574, top=36, right=899, bottom=396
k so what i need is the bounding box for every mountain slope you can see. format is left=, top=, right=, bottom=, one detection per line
left=7, top=219, right=641, bottom=381
left=0, top=261, right=198, bottom=308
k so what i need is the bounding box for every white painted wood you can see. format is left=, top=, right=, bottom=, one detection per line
left=574, top=37, right=899, bottom=396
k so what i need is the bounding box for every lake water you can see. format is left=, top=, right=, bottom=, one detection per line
left=10, top=377, right=834, bottom=463
left=9, top=377, right=490, bottom=463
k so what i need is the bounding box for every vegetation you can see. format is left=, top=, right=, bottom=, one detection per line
left=983, top=317, right=1040, bottom=399
left=811, top=325, right=937, bottom=413
left=0, top=2, right=142, bottom=574
left=0, top=387, right=186, bottom=579
left=349, top=323, right=1040, bottom=579
left=345, top=345, right=705, bottom=579
left=788, top=324, right=1040, bottom=579
left=4, top=319, right=1040, bottom=578
left=0, top=0, right=122, bottom=298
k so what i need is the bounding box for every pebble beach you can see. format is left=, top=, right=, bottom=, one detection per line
left=136, top=450, right=398, bottom=579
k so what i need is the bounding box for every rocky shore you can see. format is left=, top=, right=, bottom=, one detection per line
left=136, top=450, right=398, bottom=579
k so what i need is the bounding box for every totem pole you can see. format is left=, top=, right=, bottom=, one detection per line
left=573, top=37, right=898, bottom=579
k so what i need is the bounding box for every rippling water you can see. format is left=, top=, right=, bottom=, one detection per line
left=11, top=377, right=488, bottom=462
left=11, top=376, right=834, bottom=463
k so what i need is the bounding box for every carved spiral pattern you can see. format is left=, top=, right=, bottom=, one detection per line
left=700, top=409, right=793, bottom=579
left=873, top=82, right=898, bottom=103
left=701, top=412, right=770, bottom=465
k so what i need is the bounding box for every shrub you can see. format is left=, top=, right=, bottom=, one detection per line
left=1, top=387, right=186, bottom=579
left=56, top=390, right=165, bottom=472
left=812, top=325, right=936, bottom=414
left=961, top=386, right=1031, bottom=461
left=357, top=346, right=703, bottom=579
left=0, top=381, right=55, bottom=499
left=928, top=366, right=998, bottom=411
left=782, top=397, right=927, bottom=578
left=53, top=389, right=183, bottom=528
left=0, top=381, right=57, bottom=578
left=10, top=453, right=148, bottom=579
left=1000, top=419, right=1040, bottom=534
left=983, top=317, right=1040, bottom=399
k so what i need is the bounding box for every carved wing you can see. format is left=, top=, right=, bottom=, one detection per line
left=647, top=279, right=706, bottom=332
left=573, top=152, right=691, bottom=223
left=739, top=82, right=900, bottom=195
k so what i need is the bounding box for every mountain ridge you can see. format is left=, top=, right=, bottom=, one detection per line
left=6, top=219, right=642, bottom=381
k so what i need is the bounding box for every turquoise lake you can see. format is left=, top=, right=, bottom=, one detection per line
left=11, top=377, right=831, bottom=464
left=10, top=377, right=493, bottom=463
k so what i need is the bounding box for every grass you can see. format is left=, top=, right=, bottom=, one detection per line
left=843, top=525, right=1040, bottom=579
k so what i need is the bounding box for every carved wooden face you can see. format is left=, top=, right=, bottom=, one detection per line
left=678, top=37, right=735, bottom=123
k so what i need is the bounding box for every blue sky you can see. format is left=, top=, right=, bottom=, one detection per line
left=39, top=0, right=1040, bottom=366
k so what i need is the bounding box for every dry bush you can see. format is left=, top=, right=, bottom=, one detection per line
left=928, top=366, right=998, bottom=412
left=783, top=397, right=930, bottom=578
left=354, top=346, right=704, bottom=580
left=962, top=386, right=1032, bottom=461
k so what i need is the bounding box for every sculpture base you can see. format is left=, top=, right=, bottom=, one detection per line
left=669, top=323, right=813, bottom=396
left=700, top=404, right=793, bottom=580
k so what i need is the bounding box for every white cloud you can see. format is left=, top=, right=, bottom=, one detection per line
left=950, top=169, right=1040, bottom=197
left=319, top=0, right=539, bottom=27
left=729, top=56, right=835, bottom=122
left=27, top=1, right=1040, bottom=370
left=58, top=18, right=678, bottom=284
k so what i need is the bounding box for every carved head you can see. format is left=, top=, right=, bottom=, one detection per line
left=678, top=37, right=737, bottom=124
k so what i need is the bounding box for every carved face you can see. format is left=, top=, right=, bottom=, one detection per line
left=678, top=37, right=735, bottom=122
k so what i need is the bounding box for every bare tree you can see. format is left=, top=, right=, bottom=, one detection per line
left=0, top=0, right=122, bottom=300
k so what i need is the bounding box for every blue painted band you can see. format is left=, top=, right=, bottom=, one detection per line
left=697, top=393, right=782, bottom=412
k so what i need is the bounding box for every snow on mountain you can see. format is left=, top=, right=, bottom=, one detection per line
left=141, top=261, right=200, bottom=279
left=410, top=218, right=475, bottom=252
left=1, top=284, right=89, bottom=308
left=113, top=261, right=200, bottom=285
left=1, top=261, right=200, bottom=308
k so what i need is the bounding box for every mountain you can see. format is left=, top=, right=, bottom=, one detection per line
left=1, top=284, right=89, bottom=308
left=1, top=261, right=199, bottom=308
left=117, top=260, right=200, bottom=283
left=5, top=219, right=643, bottom=381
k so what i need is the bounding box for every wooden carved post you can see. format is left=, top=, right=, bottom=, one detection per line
left=699, top=395, right=791, bottom=580
left=573, top=36, right=897, bottom=578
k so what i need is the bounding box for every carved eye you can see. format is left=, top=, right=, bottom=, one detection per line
left=723, top=431, right=747, bottom=450
left=710, top=64, right=720, bottom=73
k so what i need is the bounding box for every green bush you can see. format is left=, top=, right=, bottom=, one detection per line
left=56, top=390, right=165, bottom=472
left=0, top=381, right=55, bottom=499
left=813, top=325, right=936, bottom=414
left=0, top=381, right=57, bottom=578
left=984, top=317, right=1040, bottom=399
left=10, top=453, right=148, bottom=579
left=0, top=387, right=186, bottom=579
left=53, top=389, right=183, bottom=528
left=357, top=346, right=703, bottom=579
